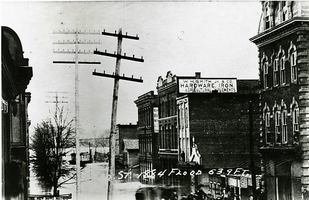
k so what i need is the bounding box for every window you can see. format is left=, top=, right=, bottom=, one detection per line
left=292, top=106, right=299, bottom=133
left=282, top=2, right=288, bottom=22
left=281, top=108, right=288, bottom=144
left=274, top=108, right=281, bottom=144
left=274, top=58, right=280, bottom=86
left=263, top=61, right=268, bottom=89
left=290, top=48, right=297, bottom=82
left=264, top=106, right=271, bottom=144
left=280, top=56, right=286, bottom=85
left=265, top=4, right=271, bottom=29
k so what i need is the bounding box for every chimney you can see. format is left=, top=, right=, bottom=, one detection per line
left=195, top=72, right=201, bottom=78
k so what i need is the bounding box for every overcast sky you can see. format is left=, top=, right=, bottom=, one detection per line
left=1, top=1, right=261, bottom=138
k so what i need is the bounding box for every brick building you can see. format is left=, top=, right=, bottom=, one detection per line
left=2, top=26, right=33, bottom=199
left=135, top=91, right=159, bottom=184
left=156, top=71, right=179, bottom=185
left=176, top=73, right=260, bottom=199
left=250, top=1, right=309, bottom=199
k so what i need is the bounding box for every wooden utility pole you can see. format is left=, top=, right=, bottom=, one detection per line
left=53, top=29, right=101, bottom=200
left=249, top=100, right=257, bottom=200
left=92, top=28, right=144, bottom=200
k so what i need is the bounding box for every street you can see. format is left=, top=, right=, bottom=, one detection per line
left=30, top=162, right=147, bottom=200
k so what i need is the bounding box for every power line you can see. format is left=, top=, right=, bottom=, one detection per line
left=52, top=30, right=101, bottom=200
left=92, top=28, right=144, bottom=200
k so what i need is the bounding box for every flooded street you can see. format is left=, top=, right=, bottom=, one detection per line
left=30, top=162, right=147, bottom=200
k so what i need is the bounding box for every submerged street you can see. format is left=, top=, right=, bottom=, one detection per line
left=30, top=162, right=147, bottom=200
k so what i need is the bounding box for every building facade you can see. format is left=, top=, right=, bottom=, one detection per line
left=250, top=1, right=309, bottom=199
left=2, top=26, right=33, bottom=199
left=135, top=91, right=159, bottom=184
left=176, top=73, right=260, bottom=199
left=157, top=71, right=179, bottom=185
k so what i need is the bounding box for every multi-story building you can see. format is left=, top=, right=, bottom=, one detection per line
left=156, top=71, right=179, bottom=185
left=176, top=73, right=260, bottom=199
left=134, top=91, right=159, bottom=184
left=250, top=1, right=309, bottom=199
left=2, top=26, right=33, bottom=199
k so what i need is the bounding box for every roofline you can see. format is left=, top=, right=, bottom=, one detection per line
left=250, top=17, right=309, bottom=43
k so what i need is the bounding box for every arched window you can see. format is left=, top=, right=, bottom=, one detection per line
left=279, top=52, right=286, bottom=85
left=261, top=53, right=269, bottom=89
left=281, top=1, right=288, bottom=22
left=273, top=57, right=279, bottom=86
left=291, top=98, right=300, bottom=144
left=289, top=42, right=297, bottom=83
left=281, top=102, right=288, bottom=144
left=263, top=103, right=271, bottom=144
left=291, top=99, right=299, bottom=133
left=264, top=2, right=271, bottom=29
left=274, top=2, right=280, bottom=26
left=273, top=103, right=281, bottom=144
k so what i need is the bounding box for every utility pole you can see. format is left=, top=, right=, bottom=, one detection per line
left=52, top=29, right=101, bottom=200
left=249, top=100, right=257, bottom=200
left=45, top=91, right=69, bottom=113
left=92, top=28, right=144, bottom=200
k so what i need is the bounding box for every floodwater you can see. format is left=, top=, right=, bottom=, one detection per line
left=29, top=162, right=147, bottom=200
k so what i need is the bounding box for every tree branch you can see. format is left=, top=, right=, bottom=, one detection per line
left=57, top=173, right=76, bottom=187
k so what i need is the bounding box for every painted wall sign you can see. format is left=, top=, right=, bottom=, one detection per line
left=178, top=79, right=237, bottom=93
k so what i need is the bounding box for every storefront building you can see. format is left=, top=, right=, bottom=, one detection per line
left=135, top=91, right=159, bottom=184
left=176, top=73, right=260, bottom=199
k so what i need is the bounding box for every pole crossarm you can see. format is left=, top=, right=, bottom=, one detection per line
left=45, top=101, right=68, bottom=104
left=53, top=30, right=101, bottom=35
left=93, top=71, right=143, bottom=83
left=102, top=30, right=139, bottom=40
left=94, top=50, right=144, bottom=62
left=53, top=61, right=101, bottom=65
left=53, top=50, right=97, bottom=54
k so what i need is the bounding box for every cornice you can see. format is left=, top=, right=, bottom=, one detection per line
left=250, top=17, right=309, bottom=48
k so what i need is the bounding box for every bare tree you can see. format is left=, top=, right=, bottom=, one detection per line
left=31, top=106, right=75, bottom=196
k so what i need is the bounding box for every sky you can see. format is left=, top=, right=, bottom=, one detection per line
left=1, top=1, right=261, bottom=139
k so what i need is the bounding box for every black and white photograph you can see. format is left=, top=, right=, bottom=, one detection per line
left=1, top=1, right=309, bottom=200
